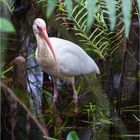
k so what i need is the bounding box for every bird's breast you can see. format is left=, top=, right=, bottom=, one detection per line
left=35, top=46, right=57, bottom=71
left=35, top=47, right=73, bottom=82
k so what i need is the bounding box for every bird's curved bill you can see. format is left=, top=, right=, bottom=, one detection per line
left=39, top=28, right=59, bottom=73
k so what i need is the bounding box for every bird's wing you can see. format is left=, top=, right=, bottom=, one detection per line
left=50, top=37, right=100, bottom=76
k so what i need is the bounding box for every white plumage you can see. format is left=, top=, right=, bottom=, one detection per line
left=33, top=18, right=100, bottom=103
left=49, top=37, right=99, bottom=76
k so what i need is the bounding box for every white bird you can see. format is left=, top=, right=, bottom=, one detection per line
left=33, top=18, right=100, bottom=103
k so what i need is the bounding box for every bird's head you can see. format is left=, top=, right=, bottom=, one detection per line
left=33, top=18, right=46, bottom=35
left=33, top=18, right=59, bottom=73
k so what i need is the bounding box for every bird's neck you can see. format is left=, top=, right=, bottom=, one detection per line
left=36, top=35, right=50, bottom=53
left=36, top=35, right=47, bottom=48
left=35, top=35, right=55, bottom=66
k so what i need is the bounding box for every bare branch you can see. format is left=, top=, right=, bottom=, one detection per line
left=1, top=83, right=50, bottom=139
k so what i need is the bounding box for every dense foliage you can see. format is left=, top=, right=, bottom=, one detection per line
left=0, top=0, right=139, bottom=140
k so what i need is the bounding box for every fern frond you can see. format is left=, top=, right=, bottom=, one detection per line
left=56, top=0, right=124, bottom=58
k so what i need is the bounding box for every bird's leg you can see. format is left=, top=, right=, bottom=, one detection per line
left=72, top=79, right=78, bottom=104
left=52, top=77, right=58, bottom=102
left=72, top=79, right=78, bottom=113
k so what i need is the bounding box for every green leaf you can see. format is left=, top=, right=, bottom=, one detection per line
left=86, top=0, right=96, bottom=31
left=66, top=131, right=79, bottom=140
left=122, top=0, right=132, bottom=38
left=105, top=0, right=116, bottom=30
left=133, top=114, right=140, bottom=122
left=65, top=0, right=73, bottom=17
left=75, top=0, right=83, bottom=4
left=136, top=0, right=140, bottom=14
left=0, top=18, right=15, bottom=32
left=99, top=118, right=113, bottom=124
left=46, top=0, right=57, bottom=17
left=120, top=134, right=140, bottom=138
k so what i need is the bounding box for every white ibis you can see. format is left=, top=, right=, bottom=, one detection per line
left=33, top=18, right=100, bottom=103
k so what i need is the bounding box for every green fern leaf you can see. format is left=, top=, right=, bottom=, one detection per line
left=46, top=0, right=57, bottom=17
left=56, top=0, right=125, bottom=58
left=74, top=7, right=85, bottom=20
left=95, top=37, right=106, bottom=47
left=122, top=0, right=132, bottom=38
left=86, top=0, right=96, bottom=31
left=64, top=0, right=73, bottom=17
left=92, top=30, right=104, bottom=43
left=136, top=0, right=140, bottom=14
left=105, top=0, right=116, bottom=30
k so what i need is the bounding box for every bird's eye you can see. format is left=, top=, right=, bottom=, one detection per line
left=37, top=26, right=40, bottom=29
